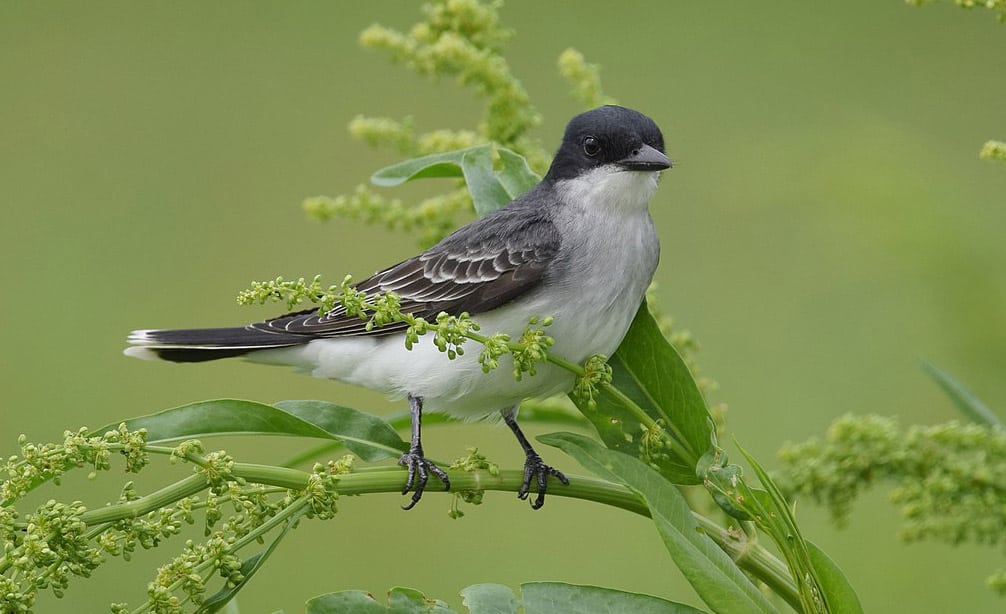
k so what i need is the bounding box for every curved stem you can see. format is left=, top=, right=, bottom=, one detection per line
left=81, top=474, right=209, bottom=524
left=73, top=463, right=798, bottom=607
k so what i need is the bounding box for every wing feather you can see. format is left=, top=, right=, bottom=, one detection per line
left=247, top=199, right=560, bottom=339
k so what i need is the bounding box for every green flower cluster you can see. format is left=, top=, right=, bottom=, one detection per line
left=302, top=0, right=542, bottom=248
left=557, top=48, right=615, bottom=110
left=0, top=427, right=150, bottom=610
left=0, top=424, right=353, bottom=612
left=777, top=414, right=1006, bottom=594
left=571, top=354, right=613, bottom=410
left=510, top=316, right=554, bottom=380
left=137, top=534, right=244, bottom=613
left=359, top=0, right=538, bottom=153
left=304, top=0, right=614, bottom=248
left=303, top=185, right=472, bottom=249
left=2, top=426, right=148, bottom=504
left=236, top=274, right=338, bottom=313
left=447, top=448, right=500, bottom=518
left=237, top=274, right=571, bottom=387
left=981, top=140, right=1006, bottom=162
left=907, top=0, right=1006, bottom=21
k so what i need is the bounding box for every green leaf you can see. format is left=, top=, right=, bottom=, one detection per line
left=94, top=399, right=338, bottom=443
left=197, top=509, right=304, bottom=613
left=461, top=146, right=513, bottom=216
left=370, top=149, right=473, bottom=186
left=94, top=398, right=406, bottom=462
left=370, top=146, right=541, bottom=218
left=496, top=147, right=540, bottom=197
left=306, top=587, right=456, bottom=613
left=521, top=582, right=707, bottom=614
left=806, top=540, right=864, bottom=614
left=541, top=432, right=778, bottom=614
left=282, top=411, right=455, bottom=467
left=459, top=583, right=519, bottom=614
left=307, top=591, right=386, bottom=614
left=922, top=360, right=1002, bottom=428
left=274, top=400, right=407, bottom=461
left=570, top=304, right=714, bottom=484
left=218, top=601, right=241, bottom=614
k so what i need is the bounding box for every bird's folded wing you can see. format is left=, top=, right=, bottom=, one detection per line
left=248, top=207, right=561, bottom=338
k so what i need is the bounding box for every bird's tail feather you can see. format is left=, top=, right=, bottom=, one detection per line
left=124, top=327, right=307, bottom=363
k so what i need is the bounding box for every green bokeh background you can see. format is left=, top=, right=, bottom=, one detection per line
left=2, top=1, right=1005, bottom=612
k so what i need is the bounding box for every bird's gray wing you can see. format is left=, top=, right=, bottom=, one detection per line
left=248, top=205, right=561, bottom=338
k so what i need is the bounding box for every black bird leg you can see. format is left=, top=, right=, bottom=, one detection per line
left=502, top=408, right=569, bottom=509
left=398, top=394, right=450, bottom=510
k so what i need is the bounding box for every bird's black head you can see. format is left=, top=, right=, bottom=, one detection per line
left=544, top=105, right=669, bottom=183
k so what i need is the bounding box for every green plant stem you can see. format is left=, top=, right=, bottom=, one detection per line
left=81, top=474, right=209, bottom=524
left=72, top=463, right=797, bottom=607
left=11, top=443, right=795, bottom=606
left=700, top=517, right=800, bottom=612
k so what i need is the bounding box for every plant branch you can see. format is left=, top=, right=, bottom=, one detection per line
left=72, top=463, right=797, bottom=607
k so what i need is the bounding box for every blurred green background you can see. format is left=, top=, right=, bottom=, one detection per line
left=2, top=1, right=1005, bottom=611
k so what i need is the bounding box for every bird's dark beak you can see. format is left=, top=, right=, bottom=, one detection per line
left=617, top=144, right=671, bottom=172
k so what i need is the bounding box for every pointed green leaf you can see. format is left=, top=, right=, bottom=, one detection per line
left=922, top=361, right=1002, bottom=428
left=370, top=149, right=473, bottom=186
left=388, top=588, right=454, bottom=612
left=614, top=305, right=713, bottom=459
left=459, top=583, right=519, bottom=614
left=218, top=601, right=241, bottom=614
left=94, top=399, right=406, bottom=462
left=521, top=582, right=706, bottom=614
left=306, top=591, right=387, bottom=614
left=541, top=432, right=777, bottom=614
left=461, top=146, right=513, bottom=216
left=806, top=540, right=864, bottom=614
left=282, top=410, right=454, bottom=467
left=496, top=147, right=540, bottom=198
left=94, top=399, right=339, bottom=443
left=274, top=400, right=407, bottom=461
left=370, top=146, right=540, bottom=217
left=570, top=304, right=714, bottom=484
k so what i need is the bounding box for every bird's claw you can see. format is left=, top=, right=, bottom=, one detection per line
left=518, top=453, right=569, bottom=510
left=398, top=450, right=450, bottom=510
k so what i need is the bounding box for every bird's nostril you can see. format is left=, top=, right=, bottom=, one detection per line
left=633, top=149, right=640, bottom=156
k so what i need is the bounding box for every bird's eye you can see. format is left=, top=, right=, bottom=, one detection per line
left=583, top=136, right=601, bottom=157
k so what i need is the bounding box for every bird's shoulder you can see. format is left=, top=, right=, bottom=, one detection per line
left=433, top=188, right=560, bottom=256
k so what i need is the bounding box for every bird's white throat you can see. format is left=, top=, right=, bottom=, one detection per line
left=556, top=165, right=662, bottom=213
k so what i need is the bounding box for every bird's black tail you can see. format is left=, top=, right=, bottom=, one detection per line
left=124, top=327, right=308, bottom=363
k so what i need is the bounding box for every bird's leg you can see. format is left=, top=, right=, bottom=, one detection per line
left=502, top=407, right=570, bottom=509
left=398, top=394, right=450, bottom=510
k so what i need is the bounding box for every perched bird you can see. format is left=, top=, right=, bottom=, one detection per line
left=126, top=105, right=671, bottom=510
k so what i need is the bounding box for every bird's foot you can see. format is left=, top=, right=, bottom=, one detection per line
left=398, top=450, right=450, bottom=510
left=518, top=453, right=570, bottom=510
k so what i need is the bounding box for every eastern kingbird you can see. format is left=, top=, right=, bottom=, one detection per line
left=126, top=105, right=670, bottom=510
